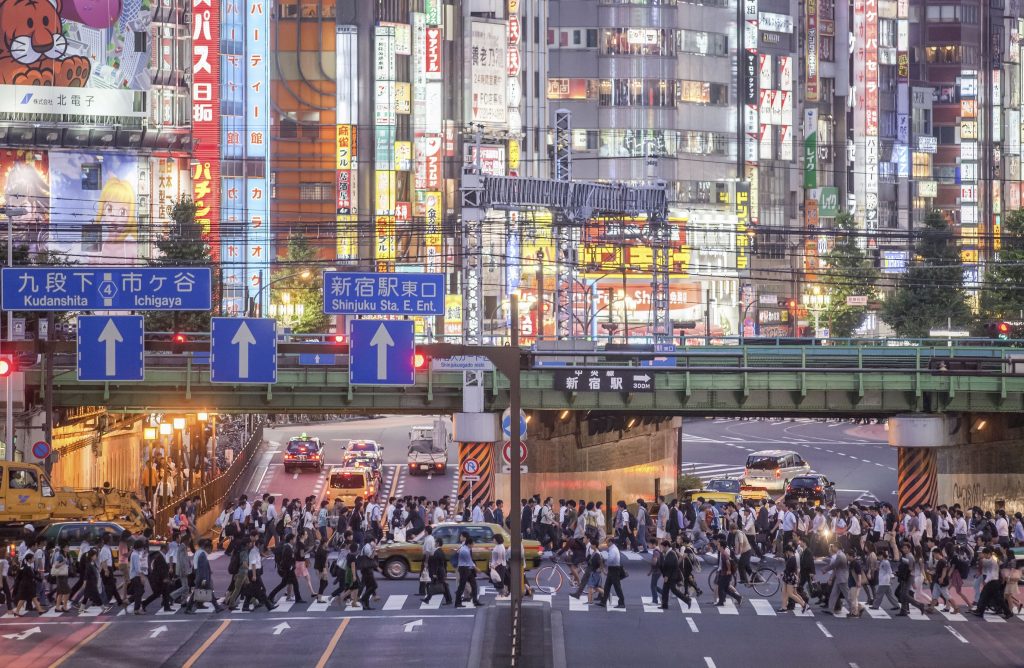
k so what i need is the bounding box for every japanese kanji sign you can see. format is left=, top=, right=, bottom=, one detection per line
left=552, top=368, right=656, bottom=393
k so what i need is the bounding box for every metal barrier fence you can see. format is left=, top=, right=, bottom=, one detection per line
left=153, top=423, right=264, bottom=536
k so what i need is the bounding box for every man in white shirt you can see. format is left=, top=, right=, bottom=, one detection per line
left=369, top=501, right=384, bottom=541
left=471, top=502, right=485, bottom=524
left=995, top=509, right=1011, bottom=547
left=597, top=539, right=625, bottom=608
left=433, top=502, right=447, bottom=525
left=656, top=497, right=669, bottom=540
left=264, top=497, right=279, bottom=549
left=780, top=503, right=797, bottom=550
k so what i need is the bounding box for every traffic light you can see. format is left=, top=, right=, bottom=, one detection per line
left=414, top=352, right=427, bottom=370
left=0, top=355, right=14, bottom=377
left=986, top=321, right=1013, bottom=340
left=785, top=298, right=798, bottom=311
left=333, top=334, right=346, bottom=344
left=171, top=332, right=187, bottom=353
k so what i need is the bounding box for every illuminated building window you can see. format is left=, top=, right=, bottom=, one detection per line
left=546, top=78, right=599, bottom=100
left=598, top=79, right=676, bottom=107
left=676, top=30, right=728, bottom=57
left=912, top=153, right=932, bottom=178
left=601, top=28, right=676, bottom=56
left=677, top=80, right=729, bottom=105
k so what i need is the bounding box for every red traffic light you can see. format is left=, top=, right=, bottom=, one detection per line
left=333, top=334, right=346, bottom=344
left=414, top=353, right=427, bottom=369
left=0, top=356, right=14, bottom=377
left=171, top=333, right=187, bottom=344
left=998, top=322, right=1011, bottom=334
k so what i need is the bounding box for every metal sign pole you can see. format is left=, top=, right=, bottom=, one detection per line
left=509, top=294, right=523, bottom=658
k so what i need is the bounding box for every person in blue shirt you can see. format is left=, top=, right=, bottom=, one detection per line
left=454, top=532, right=484, bottom=608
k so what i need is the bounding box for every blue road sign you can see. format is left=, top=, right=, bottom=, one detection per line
left=3, top=267, right=212, bottom=311
left=210, top=318, right=277, bottom=384
left=299, top=353, right=337, bottom=366
left=349, top=320, right=415, bottom=386
left=77, top=315, right=144, bottom=382
left=323, top=272, right=444, bottom=316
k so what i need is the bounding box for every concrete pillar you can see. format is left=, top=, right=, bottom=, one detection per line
left=888, top=414, right=949, bottom=508
left=453, top=413, right=500, bottom=510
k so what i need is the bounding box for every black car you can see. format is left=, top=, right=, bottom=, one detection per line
left=284, top=436, right=325, bottom=473
left=783, top=475, right=836, bottom=506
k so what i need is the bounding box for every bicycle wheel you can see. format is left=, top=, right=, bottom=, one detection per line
left=533, top=565, right=564, bottom=595
left=751, top=567, right=780, bottom=598
left=707, top=567, right=719, bottom=595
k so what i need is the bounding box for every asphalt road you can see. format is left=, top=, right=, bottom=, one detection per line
left=681, top=417, right=896, bottom=506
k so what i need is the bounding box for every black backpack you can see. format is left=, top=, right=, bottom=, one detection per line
left=628, top=512, right=638, bottom=532
left=227, top=549, right=241, bottom=575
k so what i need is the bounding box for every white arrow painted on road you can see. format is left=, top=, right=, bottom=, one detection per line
left=231, top=321, right=256, bottom=379
left=632, top=374, right=651, bottom=383
left=272, top=622, right=291, bottom=635
left=148, top=625, right=168, bottom=639
left=370, top=323, right=395, bottom=380
left=403, top=619, right=423, bottom=633
left=3, top=626, right=41, bottom=640
left=98, top=319, right=123, bottom=377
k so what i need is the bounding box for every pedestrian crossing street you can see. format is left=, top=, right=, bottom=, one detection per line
left=4, top=590, right=1020, bottom=625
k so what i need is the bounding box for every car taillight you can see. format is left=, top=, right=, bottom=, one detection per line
left=774, top=468, right=781, bottom=479
left=815, top=485, right=822, bottom=492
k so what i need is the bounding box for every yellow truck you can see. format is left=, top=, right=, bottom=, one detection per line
left=0, top=461, right=145, bottom=536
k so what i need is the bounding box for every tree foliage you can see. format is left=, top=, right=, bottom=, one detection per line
left=881, top=210, right=972, bottom=338
left=818, top=212, right=879, bottom=338
left=272, top=234, right=327, bottom=333
left=980, top=208, right=1024, bottom=321
left=145, top=197, right=217, bottom=333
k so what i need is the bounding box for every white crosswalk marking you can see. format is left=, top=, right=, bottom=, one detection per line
left=983, top=613, right=1007, bottom=623
left=42, top=608, right=65, bottom=617
left=383, top=595, right=407, bottom=610
left=306, top=597, right=333, bottom=612
left=717, top=600, right=738, bottom=615
left=940, top=610, right=967, bottom=622
left=908, top=607, right=929, bottom=621
left=866, top=607, right=891, bottom=620
left=606, top=594, right=626, bottom=611
left=641, top=596, right=663, bottom=613
left=793, top=604, right=814, bottom=617
left=749, top=599, right=776, bottom=616
left=420, top=597, right=442, bottom=610
left=678, top=598, right=700, bottom=614
left=156, top=604, right=181, bottom=616
left=569, top=596, right=589, bottom=612
left=621, top=551, right=643, bottom=561
left=272, top=599, right=295, bottom=613
left=79, top=606, right=104, bottom=617
left=533, top=594, right=552, bottom=606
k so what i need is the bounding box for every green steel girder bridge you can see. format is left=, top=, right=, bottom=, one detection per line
left=20, top=340, right=1024, bottom=416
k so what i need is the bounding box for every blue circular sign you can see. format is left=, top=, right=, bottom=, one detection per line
left=32, top=441, right=51, bottom=459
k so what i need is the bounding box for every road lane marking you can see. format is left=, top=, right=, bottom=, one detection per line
left=816, top=622, right=832, bottom=638
left=687, top=618, right=699, bottom=633
left=49, top=622, right=111, bottom=668
left=383, top=595, right=407, bottom=610
left=315, top=618, right=351, bottom=668
left=703, top=658, right=716, bottom=668
left=945, top=625, right=969, bottom=644
left=183, top=619, right=231, bottom=668
left=750, top=599, right=776, bottom=616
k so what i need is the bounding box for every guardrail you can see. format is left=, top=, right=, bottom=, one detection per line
left=153, top=423, right=263, bottom=536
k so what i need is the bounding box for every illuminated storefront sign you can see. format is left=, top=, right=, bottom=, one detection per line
left=336, top=25, right=358, bottom=262
left=246, top=0, right=271, bottom=314
left=960, top=69, right=979, bottom=283
left=805, top=0, right=818, bottom=101
left=426, top=27, right=443, bottom=78
left=192, top=0, right=221, bottom=258
left=744, top=0, right=759, bottom=225
left=469, top=21, right=508, bottom=125
left=853, top=0, right=878, bottom=242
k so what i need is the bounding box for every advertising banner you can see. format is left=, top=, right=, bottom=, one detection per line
left=192, top=0, right=221, bottom=256
left=469, top=21, right=508, bottom=125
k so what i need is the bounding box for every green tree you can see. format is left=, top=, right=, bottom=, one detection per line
left=980, top=208, right=1024, bottom=322
left=881, top=210, right=972, bottom=338
left=145, top=197, right=217, bottom=333
left=818, top=212, right=879, bottom=338
left=271, top=234, right=326, bottom=333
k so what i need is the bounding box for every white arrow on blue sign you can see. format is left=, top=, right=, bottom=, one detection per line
left=210, top=318, right=277, bottom=384
left=77, top=316, right=144, bottom=382
left=349, top=320, right=416, bottom=386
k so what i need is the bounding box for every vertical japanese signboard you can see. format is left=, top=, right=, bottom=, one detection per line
left=960, top=70, right=980, bottom=280
left=336, top=26, right=359, bottom=262
left=247, top=0, right=271, bottom=314
left=853, top=0, right=878, bottom=244
left=192, top=0, right=221, bottom=259
left=469, top=21, right=508, bottom=126
left=375, top=25, right=397, bottom=268
left=743, top=0, right=759, bottom=225
left=805, top=0, right=819, bottom=102
left=220, top=0, right=244, bottom=315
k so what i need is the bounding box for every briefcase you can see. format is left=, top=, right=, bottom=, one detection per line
left=193, top=588, right=215, bottom=603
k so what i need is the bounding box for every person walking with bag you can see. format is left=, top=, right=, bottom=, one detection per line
left=453, top=533, right=483, bottom=608
left=777, top=544, right=808, bottom=613
left=659, top=541, right=693, bottom=609
left=184, top=539, right=224, bottom=613
left=421, top=539, right=452, bottom=605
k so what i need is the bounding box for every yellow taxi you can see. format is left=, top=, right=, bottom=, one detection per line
left=326, top=466, right=378, bottom=505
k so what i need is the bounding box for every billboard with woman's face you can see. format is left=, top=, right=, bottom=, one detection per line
left=0, top=150, right=50, bottom=255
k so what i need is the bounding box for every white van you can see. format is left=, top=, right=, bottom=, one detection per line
left=743, top=450, right=811, bottom=491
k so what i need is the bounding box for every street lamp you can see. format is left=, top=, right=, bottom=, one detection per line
left=802, top=286, right=831, bottom=338
left=159, top=422, right=173, bottom=436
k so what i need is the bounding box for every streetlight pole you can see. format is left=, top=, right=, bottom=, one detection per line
left=1, top=205, right=26, bottom=461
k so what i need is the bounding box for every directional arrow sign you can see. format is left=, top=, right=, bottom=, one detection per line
left=403, top=619, right=423, bottom=633
left=633, top=374, right=651, bottom=383
left=77, top=316, right=144, bottom=382
left=369, top=323, right=395, bottom=381
left=349, top=320, right=415, bottom=386
left=210, top=318, right=277, bottom=384
left=231, top=321, right=256, bottom=379
left=148, top=625, right=168, bottom=639
left=3, top=626, right=41, bottom=640
left=272, top=622, right=291, bottom=636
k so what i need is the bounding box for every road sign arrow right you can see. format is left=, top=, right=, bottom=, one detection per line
left=633, top=374, right=651, bottom=383
left=369, top=323, right=395, bottom=381
left=98, top=318, right=123, bottom=377
left=231, top=321, right=257, bottom=379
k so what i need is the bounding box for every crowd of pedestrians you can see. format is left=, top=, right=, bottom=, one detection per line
left=3, top=485, right=1022, bottom=621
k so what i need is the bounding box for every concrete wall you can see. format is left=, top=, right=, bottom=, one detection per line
left=495, top=416, right=679, bottom=505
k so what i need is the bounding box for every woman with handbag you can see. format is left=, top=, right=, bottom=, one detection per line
left=50, top=545, right=71, bottom=612
left=490, top=534, right=510, bottom=597
left=421, top=540, right=452, bottom=605
left=185, top=539, right=225, bottom=614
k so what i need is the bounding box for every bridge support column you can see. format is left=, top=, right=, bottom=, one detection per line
left=889, top=415, right=946, bottom=508
left=452, top=413, right=500, bottom=511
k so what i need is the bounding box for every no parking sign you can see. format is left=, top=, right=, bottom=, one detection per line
left=32, top=441, right=51, bottom=459
left=462, top=457, right=481, bottom=481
